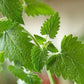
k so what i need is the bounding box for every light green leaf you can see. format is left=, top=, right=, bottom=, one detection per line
left=47, top=34, right=84, bottom=84
left=31, top=46, right=48, bottom=72
left=47, top=41, right=58, bottom=53
left=8, top=65, right=41, bottom=84
left=41, top=12, right=60, bottom=39
left=0, top=20, right=35, bottom=71
left=34, top=34, right=46, bottom=45
left=0, top=0, right=24, bottom=24
left=0, top=51, right=4, bottom=72
left=24, top=0, right=54, bottom=16
left=0, top=51, right=4, bottom=63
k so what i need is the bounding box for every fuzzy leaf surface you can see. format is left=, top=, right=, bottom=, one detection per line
left=0, top=0, right=24, bottom=24
left=24, top=0, right=54, bottom=16
left=41, top=12, right=60, bottom=38
left=47, top=34, right=84, bottom=84
left=31, top=46, right=48, bottom=72
left=0, top=20, right=34, bottom=70
left=8, top=65, right=41, bottom=84
left=34, top=34, right=46, bottom=45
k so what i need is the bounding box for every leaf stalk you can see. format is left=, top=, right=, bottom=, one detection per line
left=47, top=70, right=55, bottom=84
left=27, top=31, right=41, bottom=48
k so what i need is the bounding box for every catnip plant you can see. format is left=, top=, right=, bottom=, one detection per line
left=0, top=0, right=84, bottom=84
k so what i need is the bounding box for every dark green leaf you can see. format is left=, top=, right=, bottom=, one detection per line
left=34, top=34, right=46, bottom=45
left=24, top=0, right=54, bottom=16
left=47, top=41, right=58, bottom=53
left=31, top=46, right=48, bottom=72
left=0, top=0, right=24, bottom=24
left=0, top=20, right=13, bottom=32
left=41, top=12, right=60, bottom=39
left=8, top=65, right=41, bottom=84
left=47, top=34, right=84, bottom=84
left=0, top=20, right=35, bottom=71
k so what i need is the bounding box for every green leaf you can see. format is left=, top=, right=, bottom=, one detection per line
left=0, top=20, right=13, bottom=32
left=47, top=41, right=58, bottom=53
left=0, top=0, right=24, bottom=24
left=47, top=34, right=84, bottom=84
left=8, top=65, right=41, bottom=84
left=0, top=51, right=4, bottom=63
left=0, top=51, right=4, bottom=72
left=24, top=0, right=54, bottom=16
left=34, top=34, right=46, bottom=45
left=0, top=20, right=35, bottom=71
left=31, top=46, right=48, bottom=72
left=41, top=12, right=60, bottom=39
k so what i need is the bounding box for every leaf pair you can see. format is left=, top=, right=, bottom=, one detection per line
left=32, top=12, right=60, bottom=71
left=0, top=0, right=54, bottom=24
left=40, top=11, right=84, bottom=84
left=31, top=12, right=60, bottom=72
left=47, top=35, right=84, bottom=84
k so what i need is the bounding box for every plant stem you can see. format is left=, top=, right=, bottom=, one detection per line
left=27, top=31, right=40, bottom=48
left=47, top=70, right=55, bottom=84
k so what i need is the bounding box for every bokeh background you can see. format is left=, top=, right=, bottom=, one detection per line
left=0, top=0, right=84, bottom=84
